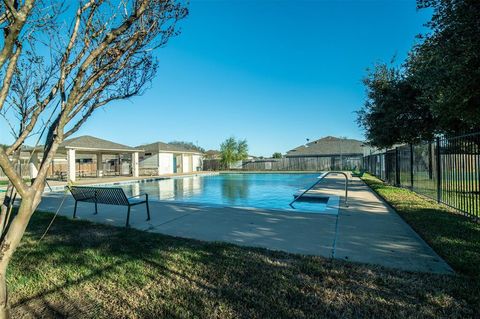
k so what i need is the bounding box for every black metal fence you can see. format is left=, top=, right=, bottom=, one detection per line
left=363, top=132, right=480, bottom=221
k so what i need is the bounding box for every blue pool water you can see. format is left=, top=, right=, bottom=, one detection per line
left=115, top=173, right=329, bottom=213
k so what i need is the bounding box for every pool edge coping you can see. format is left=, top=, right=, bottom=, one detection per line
left=44, top=172, right=340, bottom=216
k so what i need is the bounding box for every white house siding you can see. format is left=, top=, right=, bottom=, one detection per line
left=182, top=155, right=192, bottom=173
left=139, top=151, right=203, bottom=175
left=158, top=152, right=174, bottom=174
left=192, top=155, right=203, bottom=171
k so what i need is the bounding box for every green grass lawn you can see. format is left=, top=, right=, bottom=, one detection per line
left=0, top=179, right=32, bottom=186
left=372, top=171, right=479, bottom=219
left=361, top=173, right=480, bottom=279
left=8, top=212, right=480, bottom=318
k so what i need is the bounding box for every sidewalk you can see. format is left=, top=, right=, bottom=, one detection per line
left=36, top=174, right=453, bottom=274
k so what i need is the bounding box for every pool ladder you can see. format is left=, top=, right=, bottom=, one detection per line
left=289, top=171, right=349, bottom=208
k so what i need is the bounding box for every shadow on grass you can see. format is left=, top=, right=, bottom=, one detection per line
left=362, top=174, right=480, bottom=279
left=7, top=212, right=480, bottom=318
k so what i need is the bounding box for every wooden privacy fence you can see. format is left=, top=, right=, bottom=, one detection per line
left=203, top=156, right=362, bottom=172
left=203, top=159, right=223, bottom=171
left=363, top=132, right=480, bottom=221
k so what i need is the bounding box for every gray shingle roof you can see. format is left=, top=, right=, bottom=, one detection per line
left=137, top=142, right=203, bottom=154
left=286, top=136, right=364, bottom=157
left=61, top=135, right=137, bottom=152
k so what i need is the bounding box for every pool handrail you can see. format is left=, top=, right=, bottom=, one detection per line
left=289, top=171, right=349, bottom=208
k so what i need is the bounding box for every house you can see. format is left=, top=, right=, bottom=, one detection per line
left=137, top=142, right=203, bottom=175
left=286, top=136, right=364, bottom=170
left=204, top=150, right=221, bottom=160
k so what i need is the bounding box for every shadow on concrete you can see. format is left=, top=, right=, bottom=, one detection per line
left=10, top=213, right=475, bottom=318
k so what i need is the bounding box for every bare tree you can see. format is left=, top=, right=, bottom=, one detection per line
left=0, top=0, right=188, bottom=317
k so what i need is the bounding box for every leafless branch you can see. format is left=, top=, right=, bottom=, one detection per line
left=0, top=1, right=188, bottom=313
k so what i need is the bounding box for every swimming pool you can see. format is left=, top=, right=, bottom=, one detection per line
left=113, top=173, right=337, bottom=213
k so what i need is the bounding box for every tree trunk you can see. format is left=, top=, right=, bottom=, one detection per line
left=0, top=185, right=14, bottom=235
left=0, top=194, right=37, bottom=318
left=0, top=264, right=9, bottom=319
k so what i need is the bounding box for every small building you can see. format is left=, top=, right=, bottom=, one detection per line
left=28, top=135, right=141, bottom=182
left=137, top=142, right=203, bottom=175
left=286, top=136, right=364, bottom=170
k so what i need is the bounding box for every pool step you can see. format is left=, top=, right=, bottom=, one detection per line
left=293, top=190, right=329, bottom=202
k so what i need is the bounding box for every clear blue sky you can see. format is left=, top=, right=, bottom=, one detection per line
left=1, top=0, right=432, bottom=157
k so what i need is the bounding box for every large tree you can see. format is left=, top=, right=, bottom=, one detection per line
left=409, top=0, right=480, bottom=135
left=0, top=1, right=187, bottom=317
left=358, top=0, right=480, bottom=146
left=357, top=63, right=435, bottom=148
left=220, top=137, right=248, bottom=168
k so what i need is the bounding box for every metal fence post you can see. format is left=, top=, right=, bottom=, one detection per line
left=410, top=144, right=414, bottom=189
left=436, top=137, right=442, bottom=203
left=428, top=142, right=433, bottom=179
left=395, top=147, right=400, bottom=186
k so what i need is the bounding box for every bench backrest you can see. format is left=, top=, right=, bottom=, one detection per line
left=69, top=186, right=129, bottom=206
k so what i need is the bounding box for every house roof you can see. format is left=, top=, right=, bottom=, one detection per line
left=286, top=136, right=364, bottom=157
left=204, top=149, right=221, bottom=159
left=59, top=135, right=138, bottom=153
left=137, top=142, right=203, bottom=154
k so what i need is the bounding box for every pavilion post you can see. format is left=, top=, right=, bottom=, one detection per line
left=132, top=152, right=139, bottom=177
left=96, top=153, right=103, bottom=177
left=67, top=148, right=76, bottom=182
left=28, top=152, right=39, bottom=181
left=157, top=152, right=162, bottom=176
left=180, top=154, right=185, bottom=173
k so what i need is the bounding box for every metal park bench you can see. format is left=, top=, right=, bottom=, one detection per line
left=68, top=186, right=150, bottom=227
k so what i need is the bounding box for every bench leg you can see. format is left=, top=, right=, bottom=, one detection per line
left=73, top=201, right=78, bottom=219
left=94, top=201, right=98, bottom=215
left=126, top=205, right=131, bottom=228
left=146, top=197, right=150, bottom=221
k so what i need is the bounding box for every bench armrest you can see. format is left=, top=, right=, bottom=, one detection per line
left=128, top=193, right=148, bottom=200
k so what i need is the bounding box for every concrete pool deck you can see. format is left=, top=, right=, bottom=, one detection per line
left=36, top=173, right=453, bottom=274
